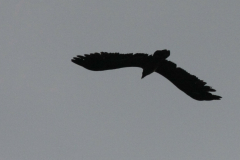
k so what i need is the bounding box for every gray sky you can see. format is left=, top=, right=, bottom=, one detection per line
left=1, top=0, right=240, bottom=159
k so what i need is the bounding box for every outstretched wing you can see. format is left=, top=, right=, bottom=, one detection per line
left=72, top=52, right=148, bottom=71
left=155, top=60, right=221, bottom=101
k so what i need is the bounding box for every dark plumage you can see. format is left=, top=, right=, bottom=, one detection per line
left=72, top=50, right=221, bottom=101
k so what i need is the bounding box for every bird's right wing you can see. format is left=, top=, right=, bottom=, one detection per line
left=155, top=60, right=221, bottom=101
left=72, top=52, right=148, bottom=71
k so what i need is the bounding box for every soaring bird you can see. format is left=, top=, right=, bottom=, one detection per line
left=72, top=50, right=221, bottom=101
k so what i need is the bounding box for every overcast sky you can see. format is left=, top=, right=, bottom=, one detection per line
left=1, top=0, right=240, bottom=160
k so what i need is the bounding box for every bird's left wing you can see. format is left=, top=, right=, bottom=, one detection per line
left=155, top=60, right=221, bottom=101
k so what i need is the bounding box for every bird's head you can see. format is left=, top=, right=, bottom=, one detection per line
left=153, top=50, right=170, bottom=59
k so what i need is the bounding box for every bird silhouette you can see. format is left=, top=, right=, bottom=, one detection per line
left=72, top=50, right=221, bottom=101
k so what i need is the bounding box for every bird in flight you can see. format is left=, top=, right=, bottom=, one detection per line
left=72, top=50, right=221, bottom=101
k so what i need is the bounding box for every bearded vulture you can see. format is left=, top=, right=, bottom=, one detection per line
left=72, top=50, right=221, bottom=101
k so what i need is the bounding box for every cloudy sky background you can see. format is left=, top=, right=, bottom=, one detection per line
left=1, top=1, right=240, bottom=159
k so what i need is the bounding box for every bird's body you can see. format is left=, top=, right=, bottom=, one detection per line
left=72, top=50, right=221, bottom=101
